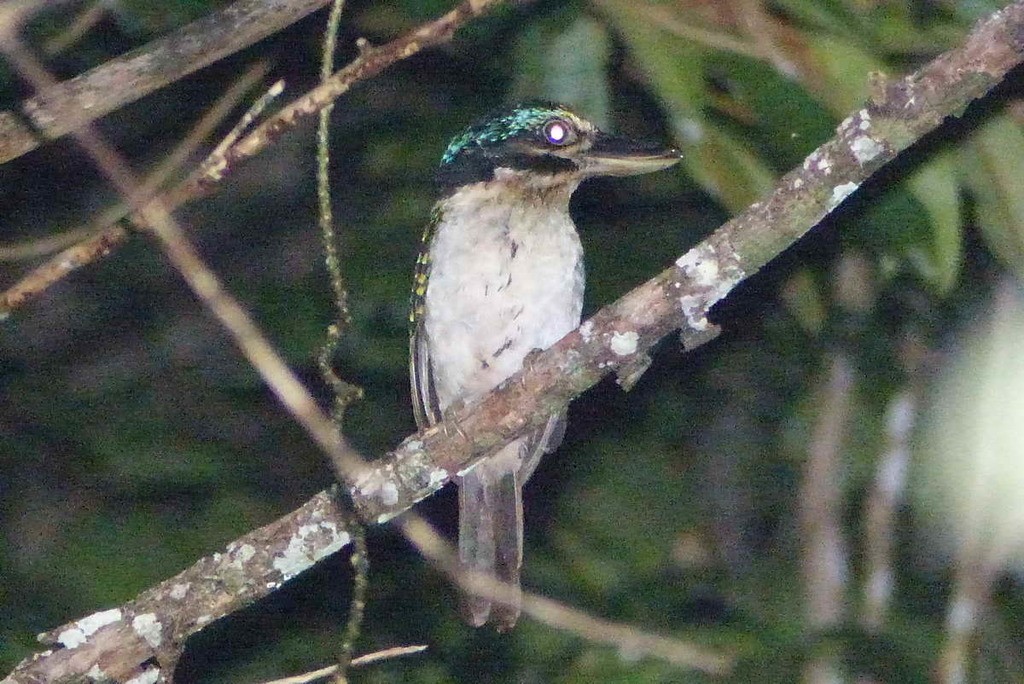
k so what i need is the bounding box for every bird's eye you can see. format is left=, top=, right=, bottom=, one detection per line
left=542, top=119, right=574, bottom=146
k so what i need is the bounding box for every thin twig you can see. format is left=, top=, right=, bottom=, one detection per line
left=203, top=80, right=286, bottom=175
left=799, top=353, right=854, bottom=684
left=334, top=524, right=368, bottom=682
left=399, top=517, right=732, bottom=675
left=0, top=0, right=330, bottom=165
left=42, top=0, right=105, bottom=56
left=316, top=0, right=364, bottom=431
left=311, top=8, right=368, bottom=683
left=0, top=0, right=508, bottom=316
left=0, top=14, right=369, bottom=500
left=0, top=61, right=269, bottom=262
left=257, top=645, right=428, bottom=684
left=862, top=389, right=914, bottom=630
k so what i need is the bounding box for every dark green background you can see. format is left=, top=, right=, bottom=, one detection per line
left=3, top=1, right=1024, bottom=681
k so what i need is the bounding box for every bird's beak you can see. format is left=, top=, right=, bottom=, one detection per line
left=579, top=132, right=682, bottom=177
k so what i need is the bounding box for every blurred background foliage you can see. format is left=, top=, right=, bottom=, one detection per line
left=3, top=0, right=1024, bottom=681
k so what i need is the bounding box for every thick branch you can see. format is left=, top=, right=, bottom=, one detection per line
left=0, top=0, right=329, bottom=166
left=5, top=3, right=1024, bottom=683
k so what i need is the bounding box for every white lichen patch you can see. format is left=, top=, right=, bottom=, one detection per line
left=678, top=295, right=712, bottom=331
left=272, top=521, right=351, bottom=581
left=125, top=667, right=160, bottom=684
left=675, top=249, right=719, bottom=286
left=793, top=177, right=804, bottom=189
left=427, top=467, right=448, bottom=488
left=850, top=135, right=883, bottom=164
left=578, top=320, right=594, bottom=342
left=169, top=583, right=190, bottom=600
left=354, top=466, right=401, bottom=508
left=406, top=439, right=423, bottom=451
left=315, top=522, right=351, bottom=559
left=273, top=534, right=314, bottom=580
left=838, top=109, right=870, bottom=135
left=829, top=182, right=860, bottom=210
left=86, top=665, right=107, bottom=681
left=674, top=244, right=746, bottom=333
left=132, top=613, right=162, bottom=648
left=609, top=331, right=639, bottom=357
left=803, top=150, right=833, bottom=175
left=232, top=543, right=256, bottom=566
left=58, top=608, right=123, bottom=649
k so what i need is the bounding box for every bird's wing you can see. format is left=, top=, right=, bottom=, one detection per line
left=409, top=320, right=441, bottom=428
left=517, top=412, right=566, bottom=484
left=409, top=208, right=443, bottom=429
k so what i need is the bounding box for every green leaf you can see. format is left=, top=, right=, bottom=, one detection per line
left=597, top=0, right=706, bottom=121
left=601, top=2, right=774, bottom=211
left=904, top=151, right=962, bottom=293
left=960, top=114, right=1024, bottom=282
left=780, top=268, right=827, bottom=335
left=709, top=52, right=835, bottom=169
left=769, top=0, right=864, bottom=37
left=689, top=122, right=776, bottom=212
left=802, top=34, right=886, bottom=116
left=512, top=16, right=612, bottom=128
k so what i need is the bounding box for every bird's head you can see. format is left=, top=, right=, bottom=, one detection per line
left=435, top=102, right=681, bottom=197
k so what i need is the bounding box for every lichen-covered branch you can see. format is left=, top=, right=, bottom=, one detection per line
left=0, top=0, right=508, bottom=315
left=3, top=490, right=352, bottom=684
left=0, top=0, right=330, bottom=166
left=5, top=3, right=1024, bottom=683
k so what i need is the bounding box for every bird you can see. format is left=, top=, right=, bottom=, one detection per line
left=409, top=102, right=680, bottom=630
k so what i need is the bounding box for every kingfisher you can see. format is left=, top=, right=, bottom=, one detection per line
left=409, top=102, right=680, bottom=630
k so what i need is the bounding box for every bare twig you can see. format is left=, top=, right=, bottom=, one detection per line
left=316, top=0, right=364, bottom=430
left=0, top=0, right=508, bottom=316
left=42, top=0, right=106, bottom=56
left=937, top=558, right=999, bottom=684
left=311, top=4, right=370, bottom=682
left=0, top=26, right=372, bottom=680
left=862, top=389, right=915, bottom=630
left=0, top=60, right=269, bottom=262
left=400, top=517, right=732, bottom=675
left=6, top=3, right=1024, bottom=683
left=800, top=353, right=854, bottom=684
left=258, top=645, right=428, bottom=684
left=0, top=0, right=330, bottom=165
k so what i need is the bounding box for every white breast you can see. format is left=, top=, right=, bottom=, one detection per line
left=424, top=184, right=585, bottom=408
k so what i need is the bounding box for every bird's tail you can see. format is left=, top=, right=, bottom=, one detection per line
left=457, top=440, right=523, bottom=631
